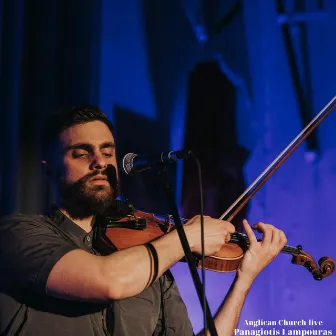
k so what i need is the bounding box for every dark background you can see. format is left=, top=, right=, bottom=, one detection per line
left=0, top=0, right=335, bottom=332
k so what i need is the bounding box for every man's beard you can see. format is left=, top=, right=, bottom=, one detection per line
left=59, top=167, right=121, bottom=219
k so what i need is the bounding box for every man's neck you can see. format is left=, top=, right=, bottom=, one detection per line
left=59, top=208, right=95, bottom=233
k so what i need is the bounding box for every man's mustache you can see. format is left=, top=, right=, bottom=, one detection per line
left=81, top=165, right=118, bottom=186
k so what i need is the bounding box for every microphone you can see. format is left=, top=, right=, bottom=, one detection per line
left=121, top=149, right=191, bottom=175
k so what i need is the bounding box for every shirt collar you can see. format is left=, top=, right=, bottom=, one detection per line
left=47, top=206, right=94, bottom=244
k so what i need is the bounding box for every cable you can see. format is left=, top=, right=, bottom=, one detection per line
left=189, top=151, right=206, bottom=335
left=159, top=276, right=167, bottom=336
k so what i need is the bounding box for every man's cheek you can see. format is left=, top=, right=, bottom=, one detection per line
left=66, top=169, right=87, bottom=182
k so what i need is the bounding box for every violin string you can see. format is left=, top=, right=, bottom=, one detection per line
left=229, top=233, right=300, bottom=255
left=178, top=219, right=300, bottom=255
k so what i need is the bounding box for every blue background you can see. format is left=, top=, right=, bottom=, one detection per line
left=0, top=0, right=335, bottom=333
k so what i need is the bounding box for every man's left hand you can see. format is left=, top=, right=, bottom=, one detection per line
left=237, top=219, right=287, bottom=285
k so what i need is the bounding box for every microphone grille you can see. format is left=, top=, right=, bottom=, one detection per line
left=122, top=153, right=138, bottom=175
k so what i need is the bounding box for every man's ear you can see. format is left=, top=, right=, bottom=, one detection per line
left=41, top=160, right=53, bottom=177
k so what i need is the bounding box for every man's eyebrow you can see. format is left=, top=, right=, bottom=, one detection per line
left=65, top=143, right=91, bottom=151
left=65, top=142, right=115, bottom=151
left=100, top=142, right=115, bottom=149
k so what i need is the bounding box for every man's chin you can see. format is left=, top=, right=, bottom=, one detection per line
left=88, top=185, right=114, bottom=198
left=60, top=195, right=116, bottom=219
left=58, top=178, right=119, bottom=218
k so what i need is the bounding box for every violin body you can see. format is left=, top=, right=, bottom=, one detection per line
left=93, top=210, right=170, bottom=255
left=198, top=244, right=245, bottom=272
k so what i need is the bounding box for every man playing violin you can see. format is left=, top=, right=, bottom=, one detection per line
left=0, top=106, right=287, bottom=335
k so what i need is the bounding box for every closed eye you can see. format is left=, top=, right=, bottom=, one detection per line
left=73, top=152, right=89, bottom=158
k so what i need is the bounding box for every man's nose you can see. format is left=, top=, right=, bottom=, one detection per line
left=91, top=152, right=108, bottom=170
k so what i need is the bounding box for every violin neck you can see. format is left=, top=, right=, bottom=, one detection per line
left=280, top=245, right=301, bottom=255
left=230, top=233, right=301, bottom=256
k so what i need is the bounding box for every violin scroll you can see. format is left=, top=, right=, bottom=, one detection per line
left=318, top=256, right=335, bottom=278
left=291, top=248, right=335, bottom=280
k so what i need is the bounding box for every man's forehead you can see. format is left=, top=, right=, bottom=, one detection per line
left=60, top=121, right=114, bottom=147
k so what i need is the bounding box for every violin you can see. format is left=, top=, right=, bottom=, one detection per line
left=93, top=206, right=335, bottom=281
left=93, top=96, right=336, bottom=281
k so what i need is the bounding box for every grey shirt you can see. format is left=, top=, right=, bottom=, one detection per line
left=0, top=208, right=193, bottom=335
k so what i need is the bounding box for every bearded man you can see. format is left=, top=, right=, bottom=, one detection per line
left=0, top=106, right=287, bottom=335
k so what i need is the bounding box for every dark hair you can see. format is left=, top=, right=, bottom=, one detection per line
left=42, top=105, right=115, bottom=159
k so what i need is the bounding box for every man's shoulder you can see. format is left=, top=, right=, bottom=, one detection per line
left=0, top=212, right=51, bottom=223
left=0, top=213, right=55, bottom=232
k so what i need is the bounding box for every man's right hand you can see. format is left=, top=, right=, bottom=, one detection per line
left=184, top=215, right=235, bottom=256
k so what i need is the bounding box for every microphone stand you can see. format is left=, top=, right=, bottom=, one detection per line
left=158, top=165, right=218, bottom=336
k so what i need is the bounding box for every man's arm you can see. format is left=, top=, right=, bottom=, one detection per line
left=47, top=229, right=183, bottom=301
left=47, top=215, right=235, bottom=301
left=196, top=220, right=287, bottom=336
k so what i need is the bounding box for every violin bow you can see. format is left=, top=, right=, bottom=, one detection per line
left=220, top=96, right=336, bottom=280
